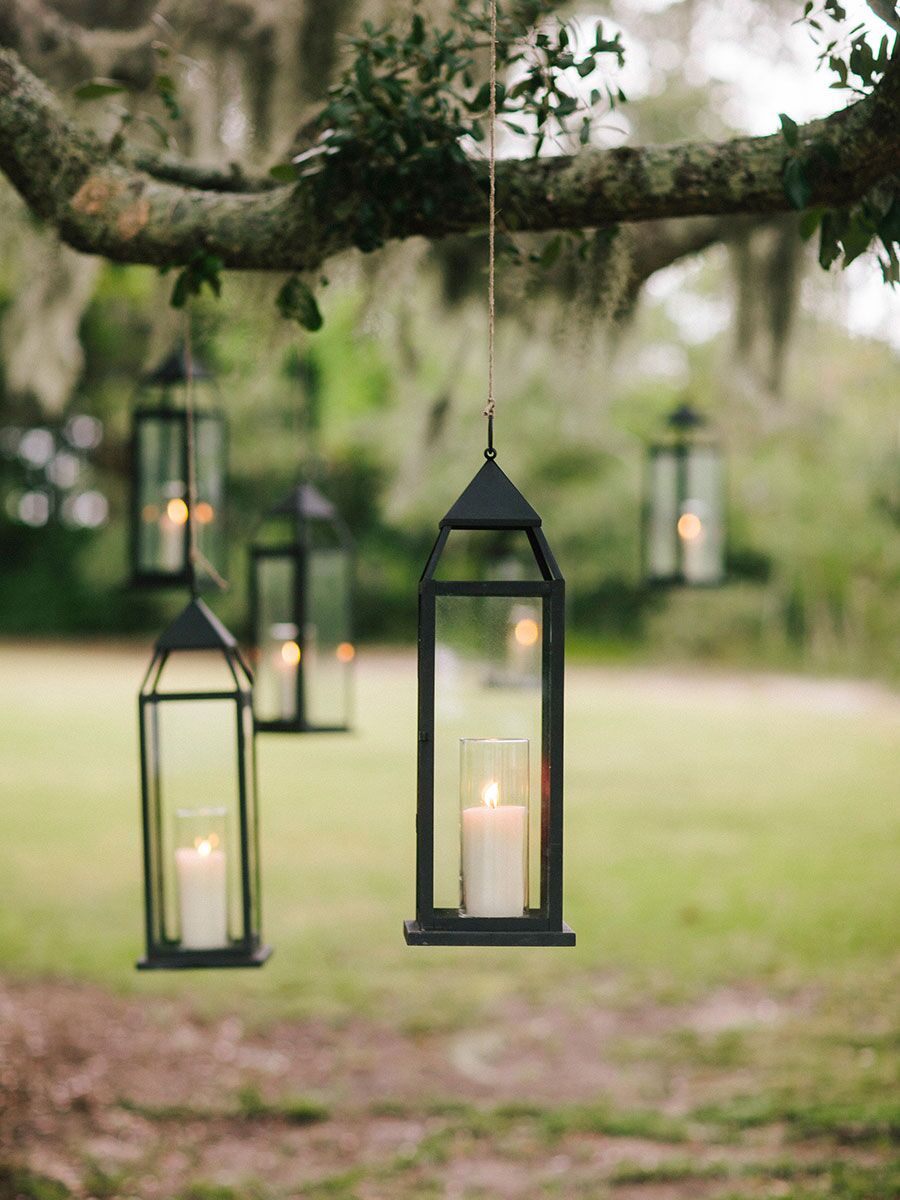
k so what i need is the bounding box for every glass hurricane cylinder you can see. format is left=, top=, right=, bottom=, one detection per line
left=460, top=738, right=529, bottom=918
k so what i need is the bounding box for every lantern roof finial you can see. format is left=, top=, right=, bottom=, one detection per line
left=440, top=458, right=541, bottom=530
left=156, top=597, right=237, bottom=652
left=667, top=401, right=705, bottom=431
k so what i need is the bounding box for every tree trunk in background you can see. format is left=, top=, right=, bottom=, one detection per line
left=1, top=223, right=99, bottom=414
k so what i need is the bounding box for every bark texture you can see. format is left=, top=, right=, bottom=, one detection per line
left=0, top=44, right=899, bottom=272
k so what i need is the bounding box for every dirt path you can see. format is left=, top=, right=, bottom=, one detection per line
left=1, top=976, right=896, bottom=1200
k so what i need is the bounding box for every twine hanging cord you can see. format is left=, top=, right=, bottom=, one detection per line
left=482, top=0, right=497, bottom=460
left=183, top=316, right=228, bottom=595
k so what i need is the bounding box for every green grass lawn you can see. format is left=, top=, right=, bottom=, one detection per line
left=0, top=642, right=896, bottom=1022
left=1, top=642, right=898, bottom=1200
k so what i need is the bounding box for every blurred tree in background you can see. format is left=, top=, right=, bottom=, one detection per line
left=0, top=0, right=897, bottom=676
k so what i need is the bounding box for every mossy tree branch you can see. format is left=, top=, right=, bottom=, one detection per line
left=1, top=46, right=899, bottom=274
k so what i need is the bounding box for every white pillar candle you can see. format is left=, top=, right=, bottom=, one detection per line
left=462, top=783, right=527, bottom=917
left=175, top=839, right=228, bottom=949
left=273, top=635, right=300, bottom=721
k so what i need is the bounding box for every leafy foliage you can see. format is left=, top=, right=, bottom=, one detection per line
left=72, top=79, right=127, bottom=101
left=272, top=0, right=625, bottom=258
left=164, top=250, right=224, bottom=307
left=814, top=182, right=900, bottom=281
left=74, top=33, right=183, bottom=151
left=796, top=1, right=900, bottom=280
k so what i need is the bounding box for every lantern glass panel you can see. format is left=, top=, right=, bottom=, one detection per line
left=433, top=529, right=544, bottom=582
left=306, top=546, right=352, bottom=728
left=194, top=416, right=226, bottom=575
left=144, top=696, right=246, bottom=950
left=254, top=555, right=299, bottom=725
left=647, top=450, right=679, bottom=580
left=681, top=446, right=724, bottom=584
left=135, top=417, right=186, bottom=576
left=432, top=590, right=542, bottom=913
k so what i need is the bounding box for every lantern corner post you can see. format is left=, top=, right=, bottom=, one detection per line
left=405, top=578, right=437, bottom=944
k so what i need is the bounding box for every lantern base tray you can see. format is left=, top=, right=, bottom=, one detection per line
left=403, top=920, right=575, bottom=947
left=254, top=720, right=351, bottom=735
left=137, top=945, right=273, bottom=970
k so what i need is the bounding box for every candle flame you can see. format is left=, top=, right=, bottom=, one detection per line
left=336, top=642, right=355, bottom=663
left=195, top=501, right=215, bottom=525
left=482, top=781, right=500, bottom=808
left=281, top=640, right=301, bottom=666
left=195, top=838, right=212, bottom=856
left=166, top=497, right=189, bottom=526
left=514, top=617, right=539, bottom=647
left=677, top=512, right=703, bottom=542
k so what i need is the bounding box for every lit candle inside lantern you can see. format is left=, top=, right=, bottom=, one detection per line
left=159, top=494, right=189, bottom=571
left=678, top=500, right=707, bottom=583
left=336, top=642, right=355, bottom=664
left=174, top=824, right=228, bottom=950
left=460, top=739, right=529, bottom=918
left=269, top=623, right=300, bottom=720
left=279, top=638, right=300, bottom=718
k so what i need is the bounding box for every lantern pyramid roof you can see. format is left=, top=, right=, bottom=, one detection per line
left=143, top=346, right=213, bottom=385
left=441, top=458, right=541, bottom=529
left=271, top=482, right=336, bottom=521
left=156, top=598, right=237, bottom=651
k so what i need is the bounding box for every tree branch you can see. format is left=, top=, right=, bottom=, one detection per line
left=1, top=46, right=898, bottom=273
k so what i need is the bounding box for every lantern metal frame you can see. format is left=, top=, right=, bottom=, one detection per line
left=404, top=457, right=575, bottom=947
left=642, top=401, right=726, bottom=589
left=137, top=598, right=271, bottom=970
left=129, top=348, right=227, bottom=591
left=249, top=483, right=355, bottom=734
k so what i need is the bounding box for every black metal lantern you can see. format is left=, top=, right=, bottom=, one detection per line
left=130, top=348, right=226, bottom=589
left=405, top=457, right=575, bottom=947
left=249, top=483, right=355, bottom=733
left=643, top=402, right=725, bottom=587
left=138, top=598, right=271, bottom=969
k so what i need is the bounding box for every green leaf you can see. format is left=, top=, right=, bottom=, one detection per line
left=538, top=234, right=563, bottom=269
left=470, top=81, right=491, bottom=111
left=778, top=112, right=799, bottom=149
left=269, top=163, right=300, bottom=182
left=798, top=207, right=824, bottom=240
left=277, top=276, right=323, bottom=331
left=841, top=216, right=873, bottom=265
left=783, top=157, right=812, bottom=210
left=818, top=215, right=842, bottom=269
left=73, top=79, right=126, bottom=101
left=410, top=13, right=425, bottom=44
left=877, top=196, right=900, bottom=245
left=155, top=73, right=181, bottom=120
left=168, top=251, right=223, bottom=309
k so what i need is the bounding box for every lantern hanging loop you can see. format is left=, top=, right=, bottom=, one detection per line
left=182, top=314, right=228, bottom=596
left=482, top=0, right=498, bottom=462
